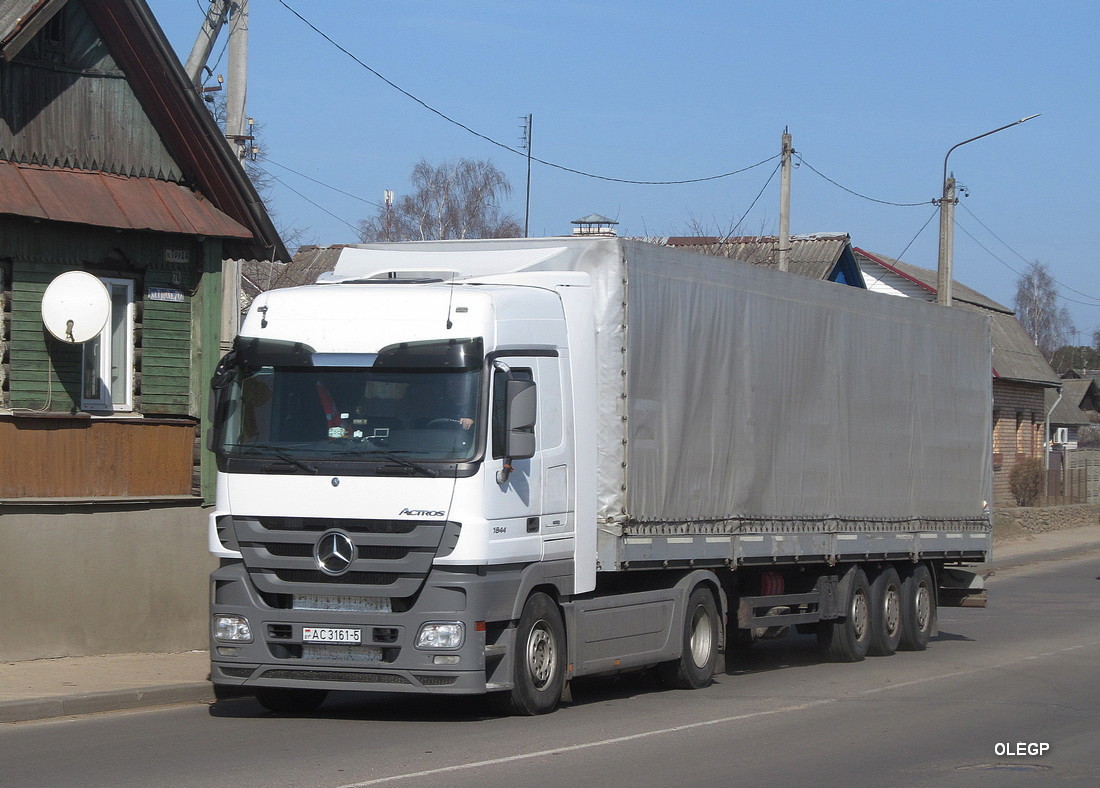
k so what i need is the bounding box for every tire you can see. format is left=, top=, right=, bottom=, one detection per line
left=817, top=566, right=871, bottom=662
left=254, top=687, right=328, bottom=714
left=899, top=563, right=936, bottom=651
left=867, top=565, right=903, bottom=656
left=658, top=586, right=719, bottom=689
left=501, top=592, right=566, bottom=716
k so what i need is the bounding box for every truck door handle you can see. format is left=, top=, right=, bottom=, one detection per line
left=526, top=517, right=540, bottom=533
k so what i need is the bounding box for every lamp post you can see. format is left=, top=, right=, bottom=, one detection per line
left=936, top=115, right=1040, bottom=306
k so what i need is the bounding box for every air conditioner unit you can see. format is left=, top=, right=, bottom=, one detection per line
left=1052, top=427, right=1069, bottom=445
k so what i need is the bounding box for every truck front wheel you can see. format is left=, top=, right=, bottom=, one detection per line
left=502, top=592, right=566, bottom=715
left=658, top=586, right=719, bottom=689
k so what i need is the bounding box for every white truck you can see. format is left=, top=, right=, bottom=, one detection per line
left=207, top=237, right=992, bottom=715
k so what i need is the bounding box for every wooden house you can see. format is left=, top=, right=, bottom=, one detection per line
left=1, top=0, right=284, bottom=660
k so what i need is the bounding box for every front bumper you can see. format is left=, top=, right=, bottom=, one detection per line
left=209, top=561, right=513, bottom=695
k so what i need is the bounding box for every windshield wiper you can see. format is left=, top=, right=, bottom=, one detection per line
left=224, top=443, right=318, bottom=474
left=351, top=451, right=439, bottom=478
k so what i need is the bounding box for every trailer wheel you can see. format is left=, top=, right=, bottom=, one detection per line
left=899, top=563, right=936, bottom=651
left=254, top=687, right=328, bottom=714
left=501, top=592, right=566, bottom=716
left=817, top=566, right=871, bottom=662
left=659, top=586, right=719, bottom=689
left=867, top=566, right=903, bottom=656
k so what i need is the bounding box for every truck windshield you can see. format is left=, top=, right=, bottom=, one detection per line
left=215, top=342, right=483, bottom=464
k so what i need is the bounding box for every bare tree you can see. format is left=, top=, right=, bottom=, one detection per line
left=359, top=159, right=522, bottom=242
left=1014, top=261, right=1074, bottom=361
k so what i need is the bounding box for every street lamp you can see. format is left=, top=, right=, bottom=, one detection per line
left=936, top=115, right=1040, bottom=306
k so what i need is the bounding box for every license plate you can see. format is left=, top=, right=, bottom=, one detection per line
left=302, top=627, right=361, bottom=643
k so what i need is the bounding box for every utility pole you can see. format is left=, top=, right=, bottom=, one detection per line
left=185, top=0, right=251, bottom=160
left=777, top=129, right=792, bottom=273
left=935, top=114, right=1039, bottom=307
left=184, top=0, right=229, bottom=87
left=935, top=175, right=956, bottom=305
left=225, top=0, right=249, bottom=160
left=520, top=114, right=533, bottom=237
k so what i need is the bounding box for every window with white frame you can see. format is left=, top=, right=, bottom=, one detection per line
left=81, top=277, right=134, bottom=411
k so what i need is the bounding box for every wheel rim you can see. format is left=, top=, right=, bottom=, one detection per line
left=526, top=619, right=557, bottom=689
left=884, top=584, right=901, bottom=636
left=851, top=589, right=869, bottom=640
left=689, top=604, right=713, bottom=668
left=914, top=582, right=931, bottom=632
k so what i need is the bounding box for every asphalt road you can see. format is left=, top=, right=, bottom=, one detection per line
left=3, top=555, right=1098, bottom=787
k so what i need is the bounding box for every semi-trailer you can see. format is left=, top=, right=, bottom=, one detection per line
left=207, top=236, right=991, bottom=714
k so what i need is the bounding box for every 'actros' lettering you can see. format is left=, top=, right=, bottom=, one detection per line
left=399, top=508, right=445, bottom=517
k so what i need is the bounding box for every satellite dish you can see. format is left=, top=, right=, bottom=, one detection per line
left=41, top=271, right=110, bottom=343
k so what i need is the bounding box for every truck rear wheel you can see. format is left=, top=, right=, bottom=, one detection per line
left=254, top=687, right=328, bottom=714
left=500, top=592, right=566, bottom=716
left=817, top=566, right=871, bottom=662
left=658, top=586, right=719, bottom=689
left=867, top=565, right=903, bottom=656
left=899, top=563, right=936, bottom=651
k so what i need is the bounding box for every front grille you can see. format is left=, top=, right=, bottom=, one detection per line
left=266, top=543, right=412, bottom=560
left=268, top=624, right=292, bottom=639
left=220, top=666, right=255, bottom=678
left=271, top=570, right=398, bottom=585
left=260, top=669, right=411, bottom=685
left=256, top=517, right=420, bottom=534
left=232, top=516, right=456, bottom=599
left=373, top=627, right=399, bottom=644
left=415, top=675, right=458, bottom=687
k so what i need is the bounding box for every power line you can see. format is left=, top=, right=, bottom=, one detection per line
left=253, top=163, right=362, bottom=234
left=958, top=201, right=1100, bottom=305
left=894, top=207, right=939, bottom=263
left=952, top=218, right=1100, bottom=309
left=716, top=161, right=783, bottom=245
left=275, top=0, right=778, bottom=185
left=265, top=158, right=384, bottom=209
left=794, top=154, right=931, bottom=207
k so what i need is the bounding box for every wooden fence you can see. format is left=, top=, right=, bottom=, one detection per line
left=1047, top=449, right=1100, bottom=505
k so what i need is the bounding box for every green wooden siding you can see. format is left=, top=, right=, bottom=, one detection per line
left=1, top=219, right=215, bottom=418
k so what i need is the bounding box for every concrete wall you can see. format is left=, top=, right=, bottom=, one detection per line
left=1, top=503, right=215, bottom=662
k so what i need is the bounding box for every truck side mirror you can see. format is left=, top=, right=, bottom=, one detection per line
left=505, top=378, right=537, bottom=460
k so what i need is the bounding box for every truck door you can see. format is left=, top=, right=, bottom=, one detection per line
left=484, top=356, right=551, bottom=563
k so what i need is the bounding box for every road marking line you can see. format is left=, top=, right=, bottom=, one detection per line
left=338, top=699, right=834, bottom=787
left=341, top=637, right=1100, bottom=787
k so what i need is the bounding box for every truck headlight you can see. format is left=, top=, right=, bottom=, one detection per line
left=416, top=621, right=464, bottom=650
left=214, top=614, right=253, bottom=643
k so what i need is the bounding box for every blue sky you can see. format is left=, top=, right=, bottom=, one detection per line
left=146, top=0, right=1099, bottom=339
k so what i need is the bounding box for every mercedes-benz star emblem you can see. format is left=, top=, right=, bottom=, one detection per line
left=314, top=530, right=356, bottom=576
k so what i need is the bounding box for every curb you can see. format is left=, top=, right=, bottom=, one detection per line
left=0, top=683, right=215, bottom=724
left=984, top=541, right=1100, bottom=573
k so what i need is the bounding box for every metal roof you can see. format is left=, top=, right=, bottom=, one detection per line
left=855, top=248, right=1060, bottom=386
left=571, top=214, right=617, bottom=225
left=854, top=248, right=1010, bottom=313
left=1045, top=385, right=1091, bottom=427
left=664, top=234, right=852, bottom=281
left=0, top=160, right=251, bottom=238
